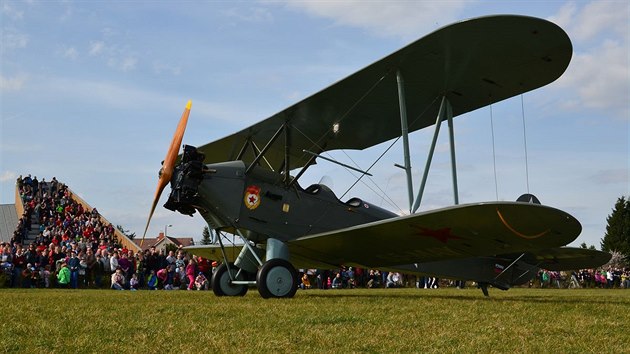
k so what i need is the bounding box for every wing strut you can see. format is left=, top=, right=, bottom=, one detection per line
left=494, top=253, right=526, bottom=281
left=396, top=70, right=414, bottom=213
left=412, top=96, right=459, bottom=213
left=245, top=124, right=285, bottom=174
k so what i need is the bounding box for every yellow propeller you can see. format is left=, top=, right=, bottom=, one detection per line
left=141, top=100, right=192, bottom=246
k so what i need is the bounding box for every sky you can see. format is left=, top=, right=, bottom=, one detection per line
left=1, top=0, right=628, bottom=248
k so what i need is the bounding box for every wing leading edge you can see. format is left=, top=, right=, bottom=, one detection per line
left=287, top=202, right=582, bottom=268
left=195, top=15, right=572, bottom=171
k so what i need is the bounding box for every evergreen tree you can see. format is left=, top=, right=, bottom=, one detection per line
left=116, top=224, right=136, bottom=240
left=201, top=226, right=212, bottom=245
left=600, top=196, right=630, bottom=264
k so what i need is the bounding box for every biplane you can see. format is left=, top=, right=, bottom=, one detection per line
left=142, top=15, right=610, bottom=298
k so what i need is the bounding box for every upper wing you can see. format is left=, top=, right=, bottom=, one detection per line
left=196, top=15, right=572, bottom=171
left=287, top=202, right=581, bottom=268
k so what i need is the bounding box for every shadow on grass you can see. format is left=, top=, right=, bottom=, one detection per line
left=298, top=289, right=630, bottom=305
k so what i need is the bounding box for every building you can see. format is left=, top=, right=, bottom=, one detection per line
left=133, top=232, right=194, bottom=252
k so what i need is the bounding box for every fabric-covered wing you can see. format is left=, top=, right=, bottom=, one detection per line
left=287, top=202, right=581, bottom=268
left=195, top=15, right=572, bottom=171
left=518, top=247, right=611, bottom=270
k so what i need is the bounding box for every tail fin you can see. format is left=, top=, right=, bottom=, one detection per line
left=517, top=193, right=541, bottom=204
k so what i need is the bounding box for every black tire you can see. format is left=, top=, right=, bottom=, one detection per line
left=256, top=259, right=298, bottom=299
left=211, top=262, right=248, bottom=296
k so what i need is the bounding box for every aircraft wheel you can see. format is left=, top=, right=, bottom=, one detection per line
left=211, top=262, right=248, bottom=296
left=256, top=258, right=298, bottom=299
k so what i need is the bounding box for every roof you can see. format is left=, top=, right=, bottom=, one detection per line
left=0, top=204, right=18, bottom=243
left=134, top=235, right=195, bottom=251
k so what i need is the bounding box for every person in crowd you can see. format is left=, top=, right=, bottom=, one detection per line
left=147, top=270, right=158, bottom=290
left=129, top=274, right=139, bottom=290
left=135, top=252, right=146, bottom=288
left=118, top=252, right=131, bottom=288
left=194, top=272, right=208, bottom=290
left=146, top=246, right=159, bottom=274
left=197, top=256, right=210, bottom=278
left=94, top=254, right=105, bottom=288
left=111, top=267, right=125, bottom=290
left=57, top=261, right=70, bottom=288
left=300, top=272, right=311, bottom=290
left=367, top=269, right=380, bottom=288
left=109, top=251, right=119, bottom=274
left=166, top=250, right=176, bottom=266
left=157, top=267, right=168, bottom=289
left=40, top=265, right=51, bottom=288
left=67, top=252, right=80, bottom=289
left=12, top=247, right=25, bottom=287
left=386, top=272, right=401, bottom=288
left=21, top=264, right=33, bottom=288
left=85, top=248, right=96, bottom=287
left=332, top=272, right=343, bottom=289
left=175, top=253, right=186, bottom=270
left=185, top=259, right=196, bottom=290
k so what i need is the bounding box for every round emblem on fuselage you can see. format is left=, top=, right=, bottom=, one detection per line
left=244, top=185, right=262, bottom=210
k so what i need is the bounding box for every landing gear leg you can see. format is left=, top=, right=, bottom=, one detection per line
left=479, top=282, right=490, bottom=297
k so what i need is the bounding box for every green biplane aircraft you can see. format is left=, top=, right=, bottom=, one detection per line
left=142, top=15, right=610, bottom=298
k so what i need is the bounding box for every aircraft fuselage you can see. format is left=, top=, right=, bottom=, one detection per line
left=164, top=145, right=396, bottom=244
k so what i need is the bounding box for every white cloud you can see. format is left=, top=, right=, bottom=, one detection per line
left=1, top=28, right=29, bottom=50
left=551, top=1, right=629, bottom=43
left=2, top=2, right=24, bottom=20
left=222, top=6, right=274, bottom=23
left=152, top=61, right=182, bottom=76
left=282, top=0, right=470, bottom=38
left=552, top=2, right=629, bottom=120
left=0, top=171, right=17, bottom=183
left=63, top=46, right=79, bottom=60
left=89, top=40, right=105, bottom=56
left=0, top=74, right=27, bottom=92
left=120, top=56, right=137, bottom=71
left=108, top=56, right=138, bottom=72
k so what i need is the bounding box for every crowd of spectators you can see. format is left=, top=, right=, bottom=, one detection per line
left=1, top=175, right=217, bottom=290
left=297, top=267, right=446, bottom=290
left=2, top=175, right=629, bottom=291
left=536, top=268, right=630, bottom=289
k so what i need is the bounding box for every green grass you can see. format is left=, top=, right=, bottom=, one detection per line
left=1, top=288, right=628, bottom=353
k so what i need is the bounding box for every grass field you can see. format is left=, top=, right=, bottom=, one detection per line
left=1, top=287, right=628, bottom=353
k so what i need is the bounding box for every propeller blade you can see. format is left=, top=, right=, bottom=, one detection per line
left=141, top=100, right=192, bottom=246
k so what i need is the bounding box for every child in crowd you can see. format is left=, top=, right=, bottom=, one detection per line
left=300, top=273, right=311, bottom=290
left=194, top=272, right=208, bottom=290
left=147, top=270, right=158, bottom=290
left=129, top=274, right=139, bottom=290
left=41, top=265, right=51, bottom=288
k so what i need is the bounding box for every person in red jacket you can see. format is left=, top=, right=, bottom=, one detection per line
left=185, top=259, right=196, bottom=290
left=196, top=256, right=210, bottom=277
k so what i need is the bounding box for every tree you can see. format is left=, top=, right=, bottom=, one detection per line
left=579, top=242, right=597, bottom=250
left=116, top=224, right=136, bottom=240
left=201, top=226, right=213, bottom=245
left=600, top=196, right=630, bottom=265
left=164, top=243, right=179, bottom=254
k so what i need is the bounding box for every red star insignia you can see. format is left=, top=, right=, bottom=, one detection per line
left=411, top=225, right=463, bottom=243
left=249, top=195, right=257, bottom=204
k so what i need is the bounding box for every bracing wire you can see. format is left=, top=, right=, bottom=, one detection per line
left=520, top=94, right=530, bottom=194
left=490, top=105, right=499, bottom=200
